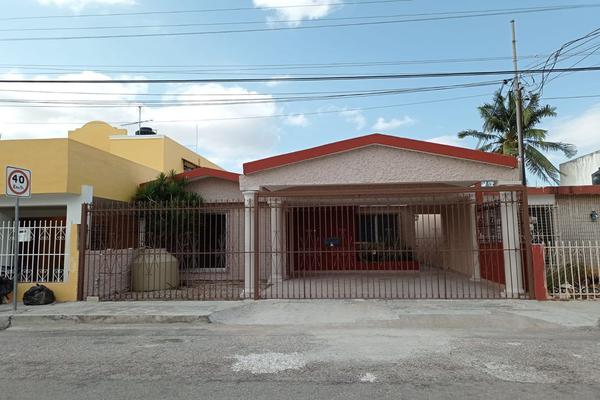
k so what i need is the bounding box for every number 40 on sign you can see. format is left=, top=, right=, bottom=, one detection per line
left=6, top=166, right=32, bottom=198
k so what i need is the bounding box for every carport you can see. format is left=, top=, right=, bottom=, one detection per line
left=238, top=134, right=531, bottom=299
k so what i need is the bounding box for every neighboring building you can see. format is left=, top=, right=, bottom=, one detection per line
left=0, top=121, right=220, bottom=301
left=528, top=186, right=600, bottom=244
left=560, top=149, right=600, bottom=186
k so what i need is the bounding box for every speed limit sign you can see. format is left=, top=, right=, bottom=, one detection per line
left=6, top=166, right=31, bottom=198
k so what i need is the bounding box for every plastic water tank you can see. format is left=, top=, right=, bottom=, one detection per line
left=132, top=248, right=179, bottom=291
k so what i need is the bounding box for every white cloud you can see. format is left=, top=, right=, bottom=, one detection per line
left=265, top=76, right=291, bottom=87
left=427, top=135, right=466, bottom=147
left=37, top=0, right=135, bottom=10
left=548, top=104, right=600, bottom=158
left=0, top=73, right=280, bottom=172
left=339, top=109, right=366, bottom=130
left=253, top=0, right=342, bottom=26
left=372, top=116, right=414, bottom=131
left=150, top=83, right=280, bottom=170
left=284, top=114, right=309, bottom=127
left=0, top=71, right=146, bottom=140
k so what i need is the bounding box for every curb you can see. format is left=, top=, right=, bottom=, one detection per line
left=0, top=316, right=11, bottom=330
left=6, top=314, right=211, bottom=327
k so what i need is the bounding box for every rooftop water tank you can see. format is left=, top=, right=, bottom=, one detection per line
left=135, top=126, right=156, bottom=135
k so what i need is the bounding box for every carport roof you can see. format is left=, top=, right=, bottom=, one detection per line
left=243, top=133, right=518, bottom=174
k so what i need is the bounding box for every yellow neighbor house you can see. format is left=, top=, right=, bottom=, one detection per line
left=0, top=121, right=220, bottom=302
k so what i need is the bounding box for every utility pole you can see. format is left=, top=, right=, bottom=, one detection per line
left=138, top=105, right=142, bottom=135
left=511, top=20, right=527, bottom=186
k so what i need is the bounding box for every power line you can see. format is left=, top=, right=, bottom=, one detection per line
left=0, top=80, right=502, bottom=98
left=0, top=54, right=556, bottom=69
left=0, top=92, right=493, bottom=125
left=6, top=53, right=600, bottom=76
left=1, top=5, right=599, bottom=41
left=0, top=5, right=590, bottom=32
left=0, top=0, right=410, bottom=21
left=1, top=66, right=599, bottom=84
left=0, top=81, right=504, bottom=107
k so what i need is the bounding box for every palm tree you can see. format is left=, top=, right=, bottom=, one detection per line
left=458, top=90, right=576, bottom=184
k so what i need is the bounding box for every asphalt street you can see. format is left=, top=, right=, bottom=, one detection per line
left=1, top=316, right=599, bottom=400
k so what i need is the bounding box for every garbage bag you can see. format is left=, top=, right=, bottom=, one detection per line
left=22, top=284, right=55, bottom=306
left=0, top=275, right=12, bottom=304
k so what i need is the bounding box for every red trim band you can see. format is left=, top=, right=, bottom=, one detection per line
left=528, top=185, right=600, bottom=195
left=243, top=133, right=517, bottom=174
left=177, top=167, right=240, bottom=183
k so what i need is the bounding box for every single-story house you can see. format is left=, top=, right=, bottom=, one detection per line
left=177, top=133, right=531, bottom=300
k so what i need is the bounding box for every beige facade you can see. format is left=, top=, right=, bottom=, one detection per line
left=240, top=144, right=520, bottom=191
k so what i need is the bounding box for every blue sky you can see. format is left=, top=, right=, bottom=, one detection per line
left=1, top=0, right=600, bottom=183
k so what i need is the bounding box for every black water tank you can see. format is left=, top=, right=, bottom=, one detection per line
left=592, top=167, right=600, bottom=185
left=135, top=126, right=155, bottom=135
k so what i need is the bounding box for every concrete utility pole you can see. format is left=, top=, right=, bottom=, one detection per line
left=511, top=20, right=527, bottom=186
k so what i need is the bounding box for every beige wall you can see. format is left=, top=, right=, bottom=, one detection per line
left=186, top=178, right=243, bottom=203
left=440, top=203, right=479, bottom=277
left=555, top=195, right=600, bottom=242
left=240, top=145, right=519, bottom=190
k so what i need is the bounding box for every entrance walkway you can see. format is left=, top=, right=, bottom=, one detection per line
left=263, top=270, right=509, bottom=299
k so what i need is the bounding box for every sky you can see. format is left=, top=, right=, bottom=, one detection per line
left=1, top=0, right=600, bottom=184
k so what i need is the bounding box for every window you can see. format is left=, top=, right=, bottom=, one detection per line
left=182, top=159, right=199, bottom=172
left=197, top=213, right=227, bottom=269
left=356, top=213, right=400, bottom=245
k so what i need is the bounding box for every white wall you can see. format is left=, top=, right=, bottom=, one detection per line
left=560, top=150, right=600, bottom=185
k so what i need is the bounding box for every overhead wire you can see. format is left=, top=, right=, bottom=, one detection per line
left=1, top=5, right=600, bottom=42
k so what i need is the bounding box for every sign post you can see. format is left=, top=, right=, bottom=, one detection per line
left=5, top=166, right=31, bottom=311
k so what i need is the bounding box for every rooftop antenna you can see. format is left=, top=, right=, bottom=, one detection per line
left=120, top=105, right=152, bottom=134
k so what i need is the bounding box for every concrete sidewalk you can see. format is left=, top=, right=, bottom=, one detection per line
left=1, top=299, right=599, bottom=330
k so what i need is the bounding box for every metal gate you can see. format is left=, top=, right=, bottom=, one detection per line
left=255, top=185, right=533, bottom=299
left=80, top=200, right=247, bottom=301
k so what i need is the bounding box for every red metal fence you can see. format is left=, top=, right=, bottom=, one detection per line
left=255, top=185, right=533, bottom=299
left=81, top=201, right=246, bottom=300
left=79, top=185, right=535, bottom=301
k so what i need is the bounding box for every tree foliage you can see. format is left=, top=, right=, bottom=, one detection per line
left=458, top=90, right=576, bottom=184
left=133, top=170, right=201, bottom=205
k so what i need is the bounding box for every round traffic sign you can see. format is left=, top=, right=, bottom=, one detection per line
left=7, top=169, right=30, bottom=196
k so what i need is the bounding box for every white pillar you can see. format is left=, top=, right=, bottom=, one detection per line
left=242, top=190, right=257, bottom=298
left=469, top=203, right=481, bottom=281
left=500, top=191, right=524, bottom=295
left=268, top=198, right=284, bottom=283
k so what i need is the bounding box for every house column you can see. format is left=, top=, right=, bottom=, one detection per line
left=469, top=202, right=481, bottom=281
left=242, top=190, right=257, bottom=298
left=268, top=198, right=284, bottom=283
left=500, top=191, right=524, bottom=295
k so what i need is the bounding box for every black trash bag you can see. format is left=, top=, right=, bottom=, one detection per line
left=23, top=284, right=55, bottom=306
left=0, top=275, right=12, bottom=304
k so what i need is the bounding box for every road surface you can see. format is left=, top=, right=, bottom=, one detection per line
left=1, top=315, right=599, bottom=399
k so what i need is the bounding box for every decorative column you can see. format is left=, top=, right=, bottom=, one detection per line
left=242, top=190, right=257, bottom=298
left=500, top=191, right=524, bottom=295
left=268, top=198, right=284, bottom=283
left=469, top=202, right=481, bottom=281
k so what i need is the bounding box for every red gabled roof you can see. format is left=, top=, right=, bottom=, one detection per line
left=177, top=167, right=240, bottom=183
left=528, top=185, right=600, bottom=195
left=243, top=133, right=518, bottom=174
